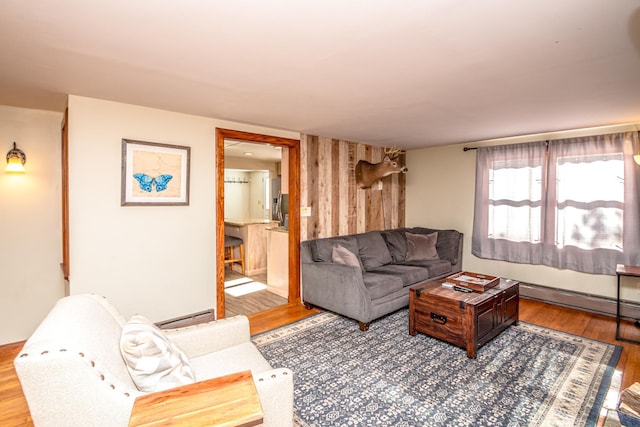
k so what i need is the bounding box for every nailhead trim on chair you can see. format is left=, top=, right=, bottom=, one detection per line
left=17, top=348, right=135, bottom=399
left=257, top=370, right=289, bottom=382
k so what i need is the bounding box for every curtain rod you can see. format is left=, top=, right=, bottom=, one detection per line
left=463, top=139, right=554, bottom=152
left=463, top=130, right=640, bottom=152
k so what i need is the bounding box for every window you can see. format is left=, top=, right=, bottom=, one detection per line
left=472, top=132, right=640, bottom=275
left=487, top=148, right=545, bottom=244
left=553, top=152, right=623, bottom=251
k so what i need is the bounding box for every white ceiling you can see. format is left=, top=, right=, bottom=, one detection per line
left=1, top=0, right=640, bottom=149
left=224, top=140, right=282, bottom=161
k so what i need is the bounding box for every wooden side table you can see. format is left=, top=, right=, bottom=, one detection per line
left=615, top=264, right=640, bottom=344
left=128, top=370, right=263, bottom=427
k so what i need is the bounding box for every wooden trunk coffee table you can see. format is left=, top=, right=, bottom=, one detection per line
left=409, top=277, right=519, bottom=359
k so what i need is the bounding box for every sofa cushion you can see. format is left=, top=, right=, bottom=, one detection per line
left=405, top=232, right=439, bottom=261
left=357, top=231, right=393, bottom=270
left=381, top=229, right=409, bottom=263
left=310, top=236, right=360, bottom=264
left=120, top=314, right=195, bottom=392
left=367, top=264, right=432, bottom=286
left=426, top=259, right=455, bottom=277
left=362, top=272, right=404, bottom=300
left=400, top=259, right=453, bottom=277
left=331, top=245, right=362, bottom=269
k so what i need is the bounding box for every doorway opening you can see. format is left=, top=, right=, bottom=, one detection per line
left=215, top=128, right=301, bottom=319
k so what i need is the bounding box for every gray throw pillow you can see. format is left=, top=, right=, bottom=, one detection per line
left=405, top=232, right=439, bottom=261
left=331, top=245, right=362, bottom=269
left=311, top=237, right=359, bottom=263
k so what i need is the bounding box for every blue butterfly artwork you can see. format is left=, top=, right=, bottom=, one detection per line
left=133, top=173, right=173, bottom=192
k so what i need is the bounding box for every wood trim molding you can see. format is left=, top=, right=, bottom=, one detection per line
left=215, top=128, right=301, bottom=318
left=61, top=107, right=70, bottom=282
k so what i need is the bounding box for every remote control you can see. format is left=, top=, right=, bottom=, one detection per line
left=453, top=286, right=473, bottom=293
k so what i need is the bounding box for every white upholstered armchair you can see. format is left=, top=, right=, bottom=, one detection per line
left=13, top=294, right=293, bottom=427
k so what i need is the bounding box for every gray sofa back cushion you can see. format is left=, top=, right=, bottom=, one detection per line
left=310, top=236, right=363, bottom=269
left=381, top=228, right=409, bottom=263
left=356, top=231, right=393, bottom=270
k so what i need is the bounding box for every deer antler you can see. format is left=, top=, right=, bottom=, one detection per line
left=383, top=146, right=406, bottom=159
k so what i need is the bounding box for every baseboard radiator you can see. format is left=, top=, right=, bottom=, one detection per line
left=519, top=282, right=640, bottom=320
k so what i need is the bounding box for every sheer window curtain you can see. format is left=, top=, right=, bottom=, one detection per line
left=472, top=132, right=640, bottom=275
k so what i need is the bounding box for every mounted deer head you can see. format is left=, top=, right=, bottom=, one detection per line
left=355, top=146, right=408, bottom=189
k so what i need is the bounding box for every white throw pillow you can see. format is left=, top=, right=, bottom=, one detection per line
left=120, top=314, right=195, bottom=392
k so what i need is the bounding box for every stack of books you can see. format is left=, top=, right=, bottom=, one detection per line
left=619, top=382, right=640, bottom=426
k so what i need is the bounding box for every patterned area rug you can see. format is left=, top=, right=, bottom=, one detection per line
left=253, top=309, right=621, bottom=427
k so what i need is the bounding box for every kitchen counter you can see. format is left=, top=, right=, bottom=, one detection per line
left=224, top=218, right=276, bottom=226
left=224, top=219, right=278, bottom=276
left=267, top=228, right=288, bottom=298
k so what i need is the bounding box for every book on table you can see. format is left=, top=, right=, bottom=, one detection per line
left=620, top=382, right=640, bottom=415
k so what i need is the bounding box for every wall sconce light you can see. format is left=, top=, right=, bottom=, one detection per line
left=6, top=142, right=26, bottom=173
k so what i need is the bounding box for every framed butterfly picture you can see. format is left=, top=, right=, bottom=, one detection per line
left=121, top=139, right=191, bottom=206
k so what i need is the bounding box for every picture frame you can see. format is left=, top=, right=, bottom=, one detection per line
left=121, top=139, right=191, bottom=206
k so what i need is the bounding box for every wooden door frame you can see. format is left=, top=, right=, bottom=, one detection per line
left=215, top=128, right=301, bottom=318
left=61, top=108, right=70, bottom=284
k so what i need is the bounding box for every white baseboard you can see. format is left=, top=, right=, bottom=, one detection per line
left=519, top=282, right=640, bottom=320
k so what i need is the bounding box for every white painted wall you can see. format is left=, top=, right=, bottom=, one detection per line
left=248, top=171, right=268, bottom=219
left=406, top=123, right=640, bottom=302
left=0, top=106, right=65, bottom=344
left=224, top=157, right=279, bottom=220
left=224, top=170, right=251, bottom=218
left=66, top=96, right=299, bottom=323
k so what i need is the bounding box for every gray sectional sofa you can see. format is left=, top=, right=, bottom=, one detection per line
left=301, top=227, right=463, bottom=330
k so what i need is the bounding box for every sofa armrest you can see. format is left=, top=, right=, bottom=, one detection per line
left=254, top=368, right=294, bottom=427
left=452, top=232, right=464, bottom=272
left=163, top=315, right=250, bottom=358
left=302, top=261, right=372, bottom=323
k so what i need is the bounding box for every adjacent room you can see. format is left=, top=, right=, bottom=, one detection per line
left=1, top=1, right=639, bottom=426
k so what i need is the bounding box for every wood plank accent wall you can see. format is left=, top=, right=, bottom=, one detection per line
left=300, top=134, right=406, bottom=241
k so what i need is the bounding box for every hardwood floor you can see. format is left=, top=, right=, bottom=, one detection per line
left=225, top=289, right=287, bottom=317
left=224, top=269, right=288, bottom=317
left=0, top=298, right=638, bottom=426
left=0, top=342, right=32, bottom=427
